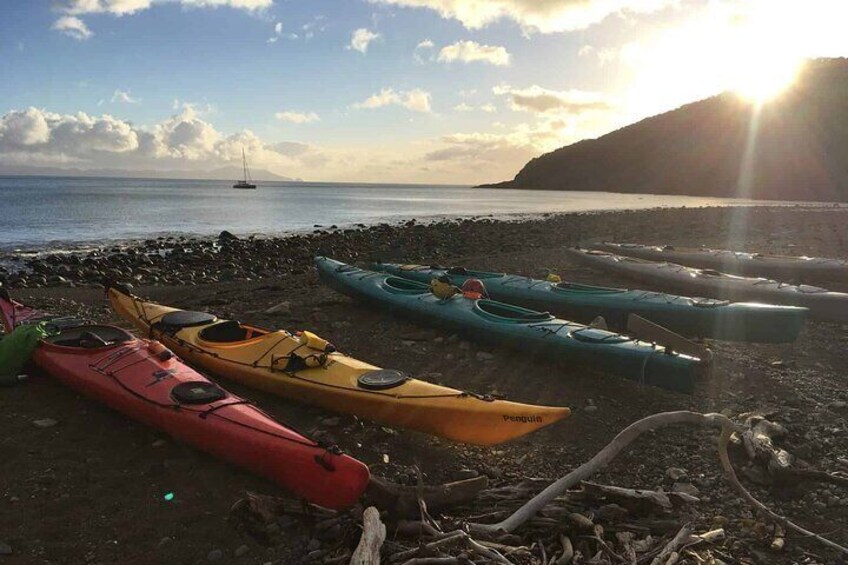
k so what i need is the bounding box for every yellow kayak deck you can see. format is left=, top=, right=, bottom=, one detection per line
left=108, top=287, right=570, bottom=445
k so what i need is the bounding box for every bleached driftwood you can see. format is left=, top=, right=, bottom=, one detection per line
left=351, top=507, right=386, bottom=565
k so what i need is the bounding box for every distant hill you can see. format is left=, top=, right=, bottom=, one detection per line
left=483, top=59, right=848, bottom=202
left=0, top=164, right=300, bottom=182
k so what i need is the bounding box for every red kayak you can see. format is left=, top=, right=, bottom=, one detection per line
left=0, top=291, right=370, bottom=510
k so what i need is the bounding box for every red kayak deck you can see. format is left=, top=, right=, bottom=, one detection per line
left=0, top=292, right=370, bottom=510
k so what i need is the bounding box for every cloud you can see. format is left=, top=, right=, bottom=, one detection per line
left=355, top=88, right=432, bottom=113
left=52, top=0, right=272, bottom=38
left=414, top=38, right=435, bottom=63
left=52, top=16, right=93, bottom=40
left=369, top=0, right=676, bottom=33
left=267, top=21, right=283, bottom=43
left=494, top=84, right=611, bottom=114
left=275, top=111, right=320, bottom=124
left=348, top=28, right=380, bottom=53
left=437, top=40, right=510, bottom=66
left=111, top=89, right=140, bottom=104
left=453, top=102, right=497, bottom=113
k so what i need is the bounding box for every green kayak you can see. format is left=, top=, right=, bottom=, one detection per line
left=371, top=262, right=807, bottom=343
left=317, top=257, right=702, bottom=394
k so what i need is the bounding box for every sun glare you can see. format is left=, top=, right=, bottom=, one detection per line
left=732, top=56, right=802, bottom=104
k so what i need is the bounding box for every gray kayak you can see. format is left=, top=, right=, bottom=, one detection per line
left=566, top=248, right=848, bottom=323
left=592, top=242, right=848, bottom=284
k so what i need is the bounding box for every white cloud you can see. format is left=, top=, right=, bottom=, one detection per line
left=52, top=16, right=93, bottom=40
left=275, top=111, right=320, bottom=124
left=355, top=88, right=432, bottom=113
left=494, top=84, right=612, bottom=114
left=369, top=0, right=676, bottom=33
left=578, top=44, right=594, bottom=57
left=52, top=0, right=272, bottom=38
left=453, top=102, right=497, bottom=113
left=437, top=40, right=511, bottom=66
left=413, top=38, right=435, bottom=63
left=267, top=21, right=283, bottom=43
left=111, top=89, right=140, bottom=104
left=348, top=28, right=380, bottom=54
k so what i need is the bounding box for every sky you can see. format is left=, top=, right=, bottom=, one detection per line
left=0, top=0, right=846, bottom=184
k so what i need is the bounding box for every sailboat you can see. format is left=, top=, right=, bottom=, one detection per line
left=233, top=148, right=257, bottom=189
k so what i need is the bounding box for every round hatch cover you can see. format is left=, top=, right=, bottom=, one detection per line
left=358, top=370, right=410, bottom=390
left=171, top=381, right=227, bottom=405
left=158, top=310, right=216, bottom=328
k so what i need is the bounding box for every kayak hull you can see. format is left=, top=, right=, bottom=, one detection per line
left=373, top=263, right=808, bottom=343
left=566, top=248, right=848, bottom=323
left=106, top=286, right=570, bottom=445
left=0, top=295, right=369, bottom=510
left=592, top=242, right=848, bottom=284
left=317, top=257, right=701, bottom=394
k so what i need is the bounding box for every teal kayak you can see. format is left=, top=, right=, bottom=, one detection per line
left=371, top=263, right=808, bottom=343
left=317, top=257, right=702, bottom=394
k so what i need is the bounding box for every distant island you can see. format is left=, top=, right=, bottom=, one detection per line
left=481, top=58, right=848, bottom=202
left=0, top=164, right=301, bottom=183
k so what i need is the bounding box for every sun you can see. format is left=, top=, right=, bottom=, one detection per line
left=732, top=56, right=803, bottom=104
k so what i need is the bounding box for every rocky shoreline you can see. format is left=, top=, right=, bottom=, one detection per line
left=2, top=205, right=847, bottom=564
left=3, top=205, right=847, bottom=291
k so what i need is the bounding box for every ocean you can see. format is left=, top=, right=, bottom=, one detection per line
left=0, top=175, right=829, bottom=252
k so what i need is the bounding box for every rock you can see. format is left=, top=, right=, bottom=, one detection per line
left=264, top=301, right=291, bottom=315
left=218, top=231, right=238, bottom=241
left=207, top=549, right=223, bottom=561
left=475, top=351, right=494, bottom=361
left=33, top=418, right=58, bottom=428
left=672, top=482, right=700, bottom=496
left=0, top=541, right=11, bottom=555
left=320, top=417, right=341, bottom=427
left=665, top=467, right=688, bottom=481
left=584, top=405, right=598, bottom=413
left=234, top=545, right=250, bottom=557
left=306, top=538, right=321, bottom=551
left=152, top=439, right=167, bottom=448
left=451, top=468, right=480, bottom=481
left=157, top=537, right=173, bottom=548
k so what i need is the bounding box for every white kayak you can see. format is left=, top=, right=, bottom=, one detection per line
left=566, top=248, right=848, bottom=324
left=592, top=242, right=848, bottom=284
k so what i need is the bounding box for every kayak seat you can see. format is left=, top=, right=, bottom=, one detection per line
left=475, top=300, right=553, bottom=322
left=171, top=381, right=227, bottom=405
left=47, top=325, right=134, bottom=348
left=199, top=321, right=268, bottom=343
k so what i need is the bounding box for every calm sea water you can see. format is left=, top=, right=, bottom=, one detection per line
left=0, top=175, right=828, bottom=251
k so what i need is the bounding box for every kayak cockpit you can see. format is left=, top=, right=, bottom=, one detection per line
left=447, top=267, right=504, bottom=280
left=473, top=300, right=554, bottom=324
left=46, top=325, right=134, bottom=348
left=553, top=281, right=624, bottom=294
left=197, top=320, right=271, bottom=343
left=382, top=277, right=430, bottom=294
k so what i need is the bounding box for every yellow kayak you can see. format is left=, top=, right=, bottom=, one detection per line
left=107, top=284, right=570, bottom=446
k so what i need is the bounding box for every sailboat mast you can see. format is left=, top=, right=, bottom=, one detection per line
left=242, top=148, right=247, bottom=182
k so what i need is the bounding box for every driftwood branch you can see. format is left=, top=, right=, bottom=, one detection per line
left=468, top=411, right=736, bottom=535
left=367, top=476, right=488, bottom=518
left=351, top=507, right=386, bottom=565
left=717, top=428, right=848, bottom=555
